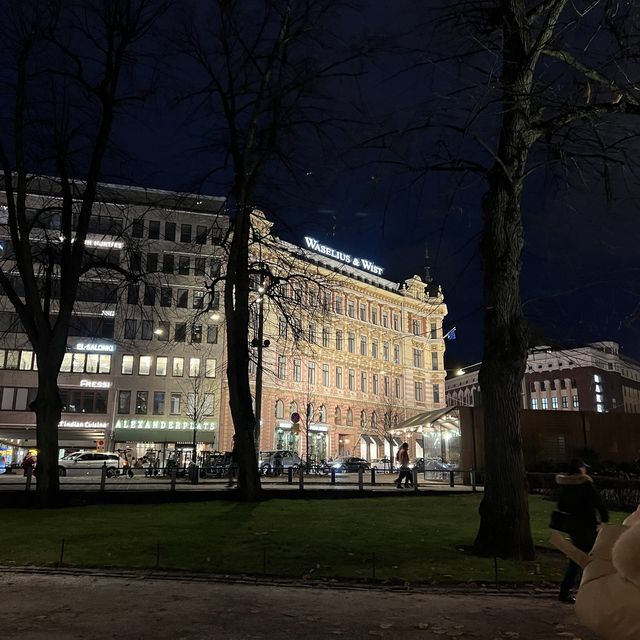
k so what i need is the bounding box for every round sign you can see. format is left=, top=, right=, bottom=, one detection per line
left=290, top=412, right=301, bottom=424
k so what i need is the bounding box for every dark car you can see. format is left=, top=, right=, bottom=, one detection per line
left=330, top=456, right=371, bottom=473
left=410, top=457, right=457, bottom=472
left=200, top=451, right=233, bottom=478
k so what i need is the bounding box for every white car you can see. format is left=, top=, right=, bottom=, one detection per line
left=58, top=451, right=124, bottom=477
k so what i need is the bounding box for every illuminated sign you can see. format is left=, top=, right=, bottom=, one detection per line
left=75, top=342, right=116, bottom=352
left=115, top=419, right=217, bottom=432
left=84, top=239, right=124, bottom=249
left=101, top=310, right=116, bottom=317
left=80, top=379, right=111, bottom=388
left=59, top=420, right=109, bottom=429
left=304, top=237, right=383, bottom=276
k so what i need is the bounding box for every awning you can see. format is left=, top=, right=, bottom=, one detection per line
left=362, top=435, right=374, bottom=445
left=390, top=407, right=460, bottom=435
left=372, top=436, right=384, bottom=447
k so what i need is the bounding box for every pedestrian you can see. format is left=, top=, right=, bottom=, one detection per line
left=22, top=451, right=36, bottom=477
left=556, top=457, right=609, bottom=604
left=227, top=435, right=238, bottom=488
left=395, top=442, right=413, bottom=488
left=122, top=454, right=133, bottom=478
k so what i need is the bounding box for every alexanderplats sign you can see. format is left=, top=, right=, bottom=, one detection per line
left=115, top=419, right=217, bottom=431
left=304, top=237, right=383, bottom=276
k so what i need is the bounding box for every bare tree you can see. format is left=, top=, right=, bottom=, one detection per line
left=177, top=0, right=363, bottom=498
left=403, top=0, right=640, bottom=558
left=0, top=0, right=167, bottom=505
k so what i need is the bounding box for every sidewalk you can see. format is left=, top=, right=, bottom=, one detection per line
left=2, top=569, right=597, bottom=640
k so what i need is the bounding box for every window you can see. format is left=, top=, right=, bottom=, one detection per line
left=178, top=255, right=190, bottom=275
left=308, top=323, right=316, bottom=344
left=162, top=254, right=174, bottom=274
left=347, top=300, right=355, bottom=318
left=335, top=297, right=343, bottom=314
left=118, top=390, right=131, bottom=414
left=336, top=366, right=343, bottom=389
left=393, top=344, right=399, bottom=364
left=346, top=409, right=353, bottom=426
left=207, top=325, right=219, bottom=344
left=176, top=289, right=188, bottom=308
left=322, top=326, right=329, bottom=348
left=430, top=322, right=437, bottom=339
left=275, top=400, right=284, bottom=419
left=348, top=368, right=355, bottom=391
left=382, top=311, right=388, bottom=327
left=394, top=377, right=400, bottom=398
left=205, top=358, right=217, bottom=378
left=157, top=321, right=169, bottom=341
left=431, top=351, right=439, bottom=370
left=392, top=314, right=399, bottom=331
left=175, top=323, right=186, bottom=342
left=146, top=253, right=158, bottom=272
left=531, top=398, right=539, bottom=410
left=372, top=374, right=379, bottom=394
left=415, top=381, right=424, bottom=402
left=433, top=384, right=440, bottom=404
left=135, top=391, right=148, bottom=414
left=154, top=357, right=167, bottom=376
left=124, top=319, right=137, bottom=339
left=360, top=336, right=367, bottom=356
left=132, top=219, right=144, bottom=238
left=322, top=364, right=329, bottom=386
left=196, top=225, right=208, bottom=244
left=121, top=355, right=134, bottom=375
left=541, top=398, right=548, bottom=409
left=180, top=224, right=192, bottom=243
left=141, top=320, right=153, bottom=340
left=139, top=356, right=152, bottom=375
left=360, top=371, right=367, bottom=392
left=359, top=304, right=367, bottom=321
left=72, top=353, right=85, bottom=373
left=153, top=392, right=165, bottom=415
left=335, top=406, right=342, bottom=424
left=148, top=220, right=160, bottom=239
left=293, top=359, right=301, bottom=382
left=60, top=389, right=107, bottom=414
left=412, top=319, right=420, bottom=335
left=348, top=332, right=355, bottom=353
left=19, top=351, right=33, bottom=370
left=60, top=354, right=72, bottom=373
left=561, top=396, right=568, bottom=408
left=413, top=348, right=423, bottom=368
left=308, top=362, right=316, bottom=385
left=160, top=288, right=172, bottom=307
left=551, top=396, right=558, bottom=409
left=189, top=358, right=200, bottom=377
left=336, top=330, right=343, bottom=351
left=278, top=356, right=286, bottom=380
left=143, top=285, right=155, bottom=306
left=572, top=394, right=579, bottom=408
left=371, top=340, right=378, bottom=359
left=529, top=382, right=536, bottom=392
left=127, top=284, right=138, bottom=305
left=191, top=324, right=202, bottom=343
left=195, top=257, right=206, bottom=276
left=371, top=307, right=377, bottom=324
left=170, top=392, right=181, bottom=414
left=172, top=357, right=184, bottom=377
left=210, top=259, right=221, bottom=277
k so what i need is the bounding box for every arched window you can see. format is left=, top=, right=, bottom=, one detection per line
left=319, top=404, right=327, bottom=422
left=306, top=403, right=314, bottom=421
left=290, top=401, right=298, bottom=415
left=275, top=399, right=284, bottom=419
left=360, top=410, right=367, bottom=428
left=393, top=413, right=398, bottom=426
left=335, top=406, right=342, bottom=424
left=371, top=411, right=377, bottom=430
left=346, top=408, right=353, bottom=426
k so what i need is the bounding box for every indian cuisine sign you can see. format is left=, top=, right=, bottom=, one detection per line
left=303, top=237, right=384, bottom=276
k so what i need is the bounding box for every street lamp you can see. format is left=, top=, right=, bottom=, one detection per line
left=251, top=289, right=271, bottom=453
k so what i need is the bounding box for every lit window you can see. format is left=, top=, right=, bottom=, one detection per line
left=205, top=358, right=217, bottom=378
left=551, top=396, right=558, bottom=409
left=541, top=398, right=548, bottom=409
left=121, top=355, right=134, bottom=375
left=172, top=357, right=184, bottom=377
left=139, top=356, right=152, bottom=376
left=189, top=357, right=200, bottom=377
left=155, top=357, right=168, bottom=376
left=531, top=398, right=538, bottom=410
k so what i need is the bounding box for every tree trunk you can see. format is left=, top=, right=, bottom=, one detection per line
left=224, top=197, right=262, bottom=500
left=32, top=366, right=63, bottom=507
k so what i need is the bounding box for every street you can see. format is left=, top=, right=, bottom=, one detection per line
left=1, top=570, right=598, bottom=640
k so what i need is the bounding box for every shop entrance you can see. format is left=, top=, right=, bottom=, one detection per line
left=307, top=431, right=327, bottom=463
left=275, top=426, right=299, bottom=452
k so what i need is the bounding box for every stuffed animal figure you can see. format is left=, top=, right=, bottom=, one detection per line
left=551, top=506, right=640, bottom=640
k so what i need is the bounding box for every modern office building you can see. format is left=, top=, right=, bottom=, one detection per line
left=0, top=179, right=227, bottom=468
left=446, top=341, right=640, bottom=415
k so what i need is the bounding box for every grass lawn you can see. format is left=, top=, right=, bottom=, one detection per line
left=1, top=494, right=627, bottom=585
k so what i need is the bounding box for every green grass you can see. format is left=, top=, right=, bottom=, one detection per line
left=1, top=495, right=627, bottom=584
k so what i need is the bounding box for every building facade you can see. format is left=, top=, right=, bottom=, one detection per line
left=0, top=180, right=227, bottom=468
left=216, top=214, right=449, bottom=462
left=446, top=341, right=640, bottom=415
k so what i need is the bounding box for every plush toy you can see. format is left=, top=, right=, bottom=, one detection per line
left=550, top=506, right=640, bottom=640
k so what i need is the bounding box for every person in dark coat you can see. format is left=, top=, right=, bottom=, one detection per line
left=556, top=457, right=609, bottom=604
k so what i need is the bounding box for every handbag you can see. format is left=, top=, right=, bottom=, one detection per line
left=549, top=509, right=574, bottom=533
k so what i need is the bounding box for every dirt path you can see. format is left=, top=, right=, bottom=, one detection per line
left=3, top=571, right=599, bottom=640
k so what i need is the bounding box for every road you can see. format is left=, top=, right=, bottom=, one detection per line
left=2, top=570, right=598, bottom=640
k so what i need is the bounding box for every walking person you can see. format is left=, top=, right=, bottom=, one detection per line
left=227, top=435, right=239, bottom=488
left=556, top=457, right=609, bottom=604
left=395, top=442, right=413, bottom=488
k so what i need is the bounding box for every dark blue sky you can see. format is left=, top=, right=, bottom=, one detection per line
left=103, top=0, right=640, bottom=369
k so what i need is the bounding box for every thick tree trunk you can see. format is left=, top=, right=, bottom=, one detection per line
left=33, top=366, right=63, bottom=507
left=224, top=198, right=262, bottom=500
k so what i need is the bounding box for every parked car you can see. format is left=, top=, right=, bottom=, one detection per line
left=200, top=451, right=233, bottom=478
left=409, top=457, right=457, bottom=472
left=259, top=450, right=302, bottom=475
left=330, top=456, right=371, bottom=473
left=57, top=451, right=124, bottom=477
left=369, top=457, right=392, bottom=473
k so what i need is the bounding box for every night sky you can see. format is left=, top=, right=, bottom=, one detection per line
left=101, top=1, right=640, bottom=370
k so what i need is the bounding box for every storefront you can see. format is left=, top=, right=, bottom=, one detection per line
left=274, top=421, right=300, bottom=452
left=307, top=423, right=329, bottom=462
